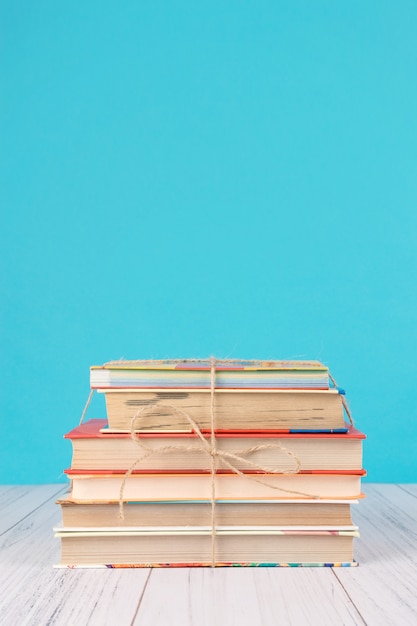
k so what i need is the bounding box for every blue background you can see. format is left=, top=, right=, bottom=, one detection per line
left=1, top=1, right=416, bottom=484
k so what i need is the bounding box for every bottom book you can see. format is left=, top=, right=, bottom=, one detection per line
left=54, top=527, right=359, bottom=567
left=55, top=562, right=358, bottom=568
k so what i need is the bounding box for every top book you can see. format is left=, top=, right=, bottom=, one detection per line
left=90, top=359, right=330, bottom=390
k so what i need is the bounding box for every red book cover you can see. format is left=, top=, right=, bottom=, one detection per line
left=65, top=419, right=366, bottom=440
left=64, top=419, right=366, bottom=480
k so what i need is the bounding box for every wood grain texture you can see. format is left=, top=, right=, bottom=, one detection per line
left=0, top=484, right=66, bottom=534
left=1, top=484, right=417, bottom=625
left=0, top=485, right=149, bottom=626
left=335, top=484, right=417, bottom=626
left=17, top=569, right=150, bottom=626
left=135, top=567, right=364, bottom=626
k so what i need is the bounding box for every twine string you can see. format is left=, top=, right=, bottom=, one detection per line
left=328, top=373, right=354, bottom=426
left=117, top=359, right=324, bottom=566
left=119, top=405, right=304, bottom=487
left=116, top=403, right=310, bottom=542
left=209, top=357, right=217, bottom=567
left=79, top=389, right=94, bottom=425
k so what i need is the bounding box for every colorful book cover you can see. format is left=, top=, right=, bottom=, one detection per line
left=90, top=359, right=331, bottom=389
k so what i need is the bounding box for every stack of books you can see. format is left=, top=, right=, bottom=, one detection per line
left=55, top=359, right=365, bottom=568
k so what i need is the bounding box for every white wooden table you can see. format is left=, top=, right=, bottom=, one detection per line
left=1, top=484, right=416, bottom=626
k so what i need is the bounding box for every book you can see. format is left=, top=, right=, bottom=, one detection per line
left=90, top=359, right=330, bottom=390
left=65, top=419, right=365, bottom=471
left=65, top=470, right=365, bottom=501
left=99, top=388, right=346, bottom=432
left=54, top=526, right=359, bottom=566
left=55, top=562, right=358, bottom=569
left=57, top=497, right=358, bottom=528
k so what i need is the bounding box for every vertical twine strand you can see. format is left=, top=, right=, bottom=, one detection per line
left=79, top=389, right=94, bottom=425
left=210, top=356, right=217, bottom=568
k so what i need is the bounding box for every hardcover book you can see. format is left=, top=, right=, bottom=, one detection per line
left=65, top=419, right=364, bottom=472
left=57, top=497, right=358, bottom=528
left=55, top=526, right=359, bottom=567
left=65, top=470, right=365, bottom=501
left=90, top=359, right=330, bottom=390
left=99, top=389, right=346, bottom=432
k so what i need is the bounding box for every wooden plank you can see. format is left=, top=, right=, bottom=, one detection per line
left=0, top=485, right=22, bottom=497
left=0, top=487, right=149, bottom=626
left=397, top=484, right=417, bottom=498
left=0, top=484, right=67, bottom=534
left=135, top=567, right=365, bottom=626
left=335, top=484, right=417, bottom=625
left=18, top=570, right=151, bottom=626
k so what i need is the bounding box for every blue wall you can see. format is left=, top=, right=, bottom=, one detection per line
left=1, top=1, right=417, bottom=483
